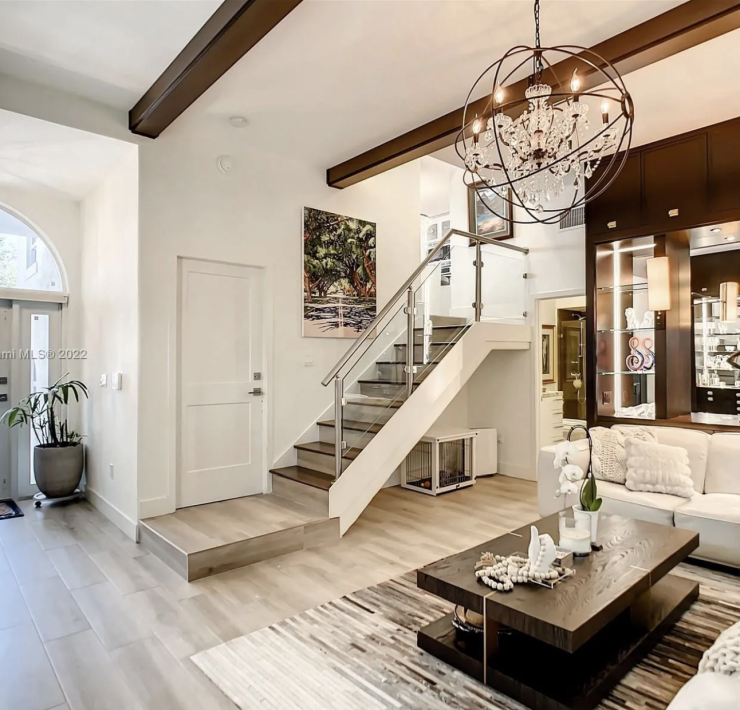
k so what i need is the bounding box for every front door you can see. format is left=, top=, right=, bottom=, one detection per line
left=0, top=301, right=11, bottom=498
left=178, top=259, right=265, bottom=508
left=0, top=301, right=62, bottom=499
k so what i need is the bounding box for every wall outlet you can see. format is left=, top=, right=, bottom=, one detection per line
left=109, top=464, right=114, bottom=479
left=304, top=357, right=314, bottom=367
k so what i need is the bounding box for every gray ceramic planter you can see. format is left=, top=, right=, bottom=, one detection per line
left=34, top=444, right=84, bottom=498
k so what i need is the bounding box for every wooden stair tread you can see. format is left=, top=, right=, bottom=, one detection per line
left=394, top=342, right=453, bottom=348
left=413, top=325, right=464, bottom=331
left=294, top=441, right=362, bottom=460
left=374, top=362, right=439, bottom=368
left=270, top=465, right=334, bottom=491
left=317, top=419, right=384, bottom=434
left=344, top=396, right=403, bottom=409
left=358, top=378, right=422, bottom=386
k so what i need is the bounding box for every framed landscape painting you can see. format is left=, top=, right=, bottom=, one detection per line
left=468, top=183, right=513, bottom=240
left=302, top=207, right=377, bottom=338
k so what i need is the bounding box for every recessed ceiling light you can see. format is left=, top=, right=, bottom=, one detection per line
left=725, top=236, right=736, bottom=242
left=710, top=228, right=723, bottom=233
left=229, top=116, right=248, bottom=128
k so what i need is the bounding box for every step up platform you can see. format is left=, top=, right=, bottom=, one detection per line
left=139, top=493, right=339, bottom=581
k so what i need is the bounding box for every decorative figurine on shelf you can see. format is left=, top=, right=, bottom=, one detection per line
left=553, top=425, right=602, bottom=543
left=626, top=337, right=645, bottom=372
left=640, top=311, right=655, bottom=329
left=625, top=307, right=639, bottom=330
left=474, top=526, right=571, bottom=592
left=643, top=337, right=656, bottom=370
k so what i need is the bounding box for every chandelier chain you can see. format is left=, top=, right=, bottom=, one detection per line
left=533, top=0, right=542, bottom=78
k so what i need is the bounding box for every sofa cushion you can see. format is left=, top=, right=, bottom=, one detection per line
left=597, top=480, right=692, bottom=527
left=667, top=672, right=740, bottom=710
left=705, top=434, right=740, bottom=495
left=674, top=494, right=740, bottom=569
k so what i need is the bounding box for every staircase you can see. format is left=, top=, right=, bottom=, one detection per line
left=270, top=320, right=468, bottom=497
left=270, top=228, right=532, bottom=535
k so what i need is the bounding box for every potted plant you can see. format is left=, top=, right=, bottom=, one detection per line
left=553, top=425, right=602, bottom=542
left=1, top=375, right=88, bottom=499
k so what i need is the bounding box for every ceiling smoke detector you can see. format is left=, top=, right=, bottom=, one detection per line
left=229, top=116, right=248, bottom=128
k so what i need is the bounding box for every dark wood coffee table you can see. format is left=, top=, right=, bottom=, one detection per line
left=417, top=513, right=699, bottom=710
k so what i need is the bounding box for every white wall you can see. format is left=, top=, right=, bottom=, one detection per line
left=80, top=148, right=139, bottom=537
left=137, top=125, right=421, bottom=518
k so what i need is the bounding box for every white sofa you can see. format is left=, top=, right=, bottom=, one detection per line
left=538, top=426, right=740, bottom=569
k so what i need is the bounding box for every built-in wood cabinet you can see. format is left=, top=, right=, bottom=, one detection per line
left=585, top=117, right=740, bottom=240
left=642, top=135, right=707, bottom=227
left=587, top=153, right=641, bottom=237
left=708, top=122, right=740, bottom=215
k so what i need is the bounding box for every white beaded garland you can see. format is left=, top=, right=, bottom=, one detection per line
left=474, top=539, right=574, bottom=593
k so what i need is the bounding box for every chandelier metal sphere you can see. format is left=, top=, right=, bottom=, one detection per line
left=456, top=0, right=635, bottom=226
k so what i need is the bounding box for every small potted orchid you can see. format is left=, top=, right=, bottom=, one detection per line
left=553, top=425, right=602, bottom=542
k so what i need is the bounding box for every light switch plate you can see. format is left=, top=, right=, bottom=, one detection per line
left=112, top=372, right=122, bottom=390
left=100, top=374, right=107, bottom=387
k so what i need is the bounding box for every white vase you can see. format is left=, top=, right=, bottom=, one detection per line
left=573, top=505, right=599, bottom=543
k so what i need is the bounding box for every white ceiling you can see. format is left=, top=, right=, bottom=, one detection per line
left=188, top=0, right=688, bottom=166
left=0, top=109, right=133, bottom=199
left=433, top=26, right=740, bottom=170
left=0, top=0, right=220, bottom=109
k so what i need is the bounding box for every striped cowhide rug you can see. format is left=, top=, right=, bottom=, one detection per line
left=192, top=563, right=740, bottom=710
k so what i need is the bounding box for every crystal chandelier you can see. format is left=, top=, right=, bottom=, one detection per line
left=456, top=0, right=634, bottom=225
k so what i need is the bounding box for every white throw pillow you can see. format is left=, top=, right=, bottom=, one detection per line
left=590, top=427, right=627, bottom=484
left=625, top=438, right=694, bottom=498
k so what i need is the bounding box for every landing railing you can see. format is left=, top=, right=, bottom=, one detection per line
left=321, top=228, right=529, bottom=479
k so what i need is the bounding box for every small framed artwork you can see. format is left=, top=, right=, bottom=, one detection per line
left=468, top=183, right=513, bottom=240
left=541, top=325, right=555, bottom=384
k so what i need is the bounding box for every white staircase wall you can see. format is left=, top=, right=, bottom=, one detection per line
left=329, top=321, right=531, bottom=534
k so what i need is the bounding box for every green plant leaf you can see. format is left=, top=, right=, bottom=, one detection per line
left=592, top=498, right=603, bottom=512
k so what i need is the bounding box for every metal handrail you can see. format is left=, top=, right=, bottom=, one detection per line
left=320, top=228, right=528, bottom=387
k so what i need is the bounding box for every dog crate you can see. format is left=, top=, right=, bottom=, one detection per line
left=401, top=430, right=477, bottom=495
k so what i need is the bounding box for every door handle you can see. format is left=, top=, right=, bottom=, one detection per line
left=248, top=388, right=263, bottom=396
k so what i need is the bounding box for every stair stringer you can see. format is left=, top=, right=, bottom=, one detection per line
left=328, top=321, right=531, bottom=534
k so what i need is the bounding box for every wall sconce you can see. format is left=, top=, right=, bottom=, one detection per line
left=720, top=282, right=739, bottom=323
left=646, top=256, right=671, bottom=311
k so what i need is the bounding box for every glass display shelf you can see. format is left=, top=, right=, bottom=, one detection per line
left=597, top=328, right=655, bottom=334
left=697, top=384, right=740, bottom=391
left=598, top=370, right=656, bottom=376
left=596, top=283, right=649, bottom=293
left=694, top=332, right=740, bottom=337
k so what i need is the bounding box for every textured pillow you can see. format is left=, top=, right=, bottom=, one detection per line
left=613, top=425, right=657, bottom=444
left=590, top=427, right=627, bottom=484
left=625, top=438, right=694, bottom=498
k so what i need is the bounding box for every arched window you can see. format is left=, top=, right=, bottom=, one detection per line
left=0, top=206, right=63, bottom=293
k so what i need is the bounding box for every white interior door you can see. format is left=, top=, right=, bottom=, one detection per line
left=178, top=259, right=265, bottom=508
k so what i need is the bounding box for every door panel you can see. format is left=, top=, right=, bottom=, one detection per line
left=0, top=301, right=11, bottom=498
left=178, top=259, right=264, bottom=508
left=16, top=303, right=62, bottom=498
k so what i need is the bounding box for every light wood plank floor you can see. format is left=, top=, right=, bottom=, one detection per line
left=142, top=493, right=328, bottom=553
left=0, top=476, right=538, bottom=710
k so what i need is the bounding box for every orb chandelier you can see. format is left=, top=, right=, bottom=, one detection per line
left=456, top=0, right=634, bottom=226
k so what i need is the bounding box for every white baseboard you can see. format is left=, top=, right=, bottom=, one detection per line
left=497, top=464, right=536, bottom=481
left=138, top=496, right=174, bottom=520
left=84, top=487, right=138, bottom=540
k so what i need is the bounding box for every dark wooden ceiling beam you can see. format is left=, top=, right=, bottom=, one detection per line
left=327, top=0, right=740, bottom=189
left=130, top=0, right=304, bottom=138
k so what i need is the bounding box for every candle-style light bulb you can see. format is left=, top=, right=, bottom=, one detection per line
left=494, top=86, right=504, bottom=105
left=570, top=70, right=580, bottom=93
left=601, top=99, right=610, bottom=124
